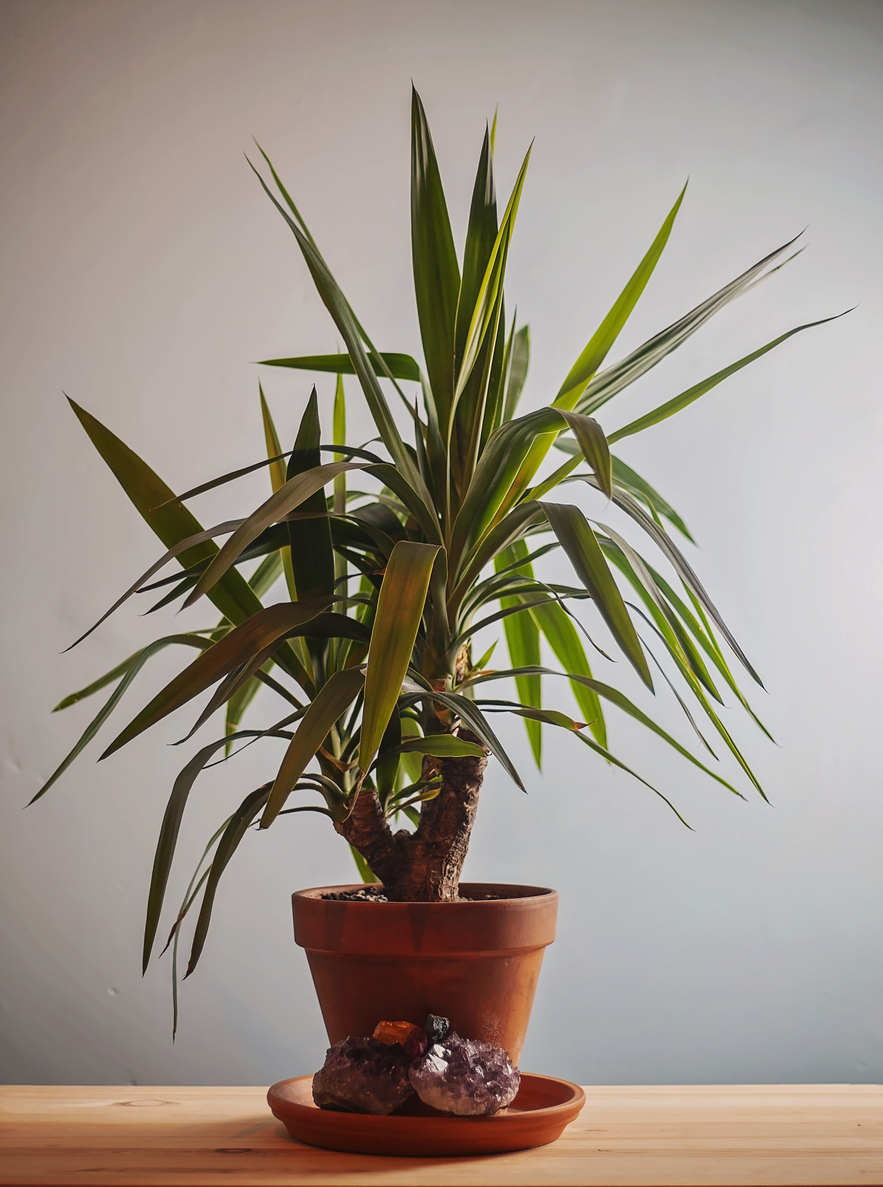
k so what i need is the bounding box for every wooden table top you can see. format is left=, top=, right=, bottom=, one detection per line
left=1, top=1083, right=881, bottom=1186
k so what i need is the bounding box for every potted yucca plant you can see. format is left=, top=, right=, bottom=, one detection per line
left=39, top=89, right=833, bottom=1054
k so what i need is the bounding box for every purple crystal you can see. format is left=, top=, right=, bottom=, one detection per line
left=312, top=1036, right=414, bottom=1115
left=409, top=1032, right=521, bottom=1116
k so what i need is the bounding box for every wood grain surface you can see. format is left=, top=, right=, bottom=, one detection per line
left=1, top=1083, right=881, bottom=1185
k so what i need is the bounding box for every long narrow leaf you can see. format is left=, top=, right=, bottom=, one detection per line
left=261, top=667, right=366, bottom=827
left=541, top=500, right=652, bottom=687
left=359, top=541, right=441, bottom=772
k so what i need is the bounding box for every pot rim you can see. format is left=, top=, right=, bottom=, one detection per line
left=292, top=881, right=556, bottom=905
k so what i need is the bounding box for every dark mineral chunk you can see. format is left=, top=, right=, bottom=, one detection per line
left=424, top=1013, right=450, bottom=1044
left=409, top=1032, right=521, bottom=1116
left=312, top=1036, right=414, bottom=1115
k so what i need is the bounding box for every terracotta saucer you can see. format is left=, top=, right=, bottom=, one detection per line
left=267, top=1072, right=585, bottom=1157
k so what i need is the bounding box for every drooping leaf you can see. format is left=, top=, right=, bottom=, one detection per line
left=529, top=599, right=607, bottom=747
left=31, top=635, right=212, bottom=805
left=101, top=599, right=338, bottom=758
left=540, top=500, right=652, bottom=688
left=495, top=543, right=542, bottom=766
left=187, top=785, right=271, bottom=975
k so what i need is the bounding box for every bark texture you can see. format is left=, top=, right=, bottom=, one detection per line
left=334, top=731, right=488, bottom=901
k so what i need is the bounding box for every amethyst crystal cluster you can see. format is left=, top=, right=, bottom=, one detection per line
left=312, top=1014, right=521, bottom=1117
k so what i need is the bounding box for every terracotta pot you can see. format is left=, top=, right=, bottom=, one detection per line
left=292, top=882, right=557, bottom=1064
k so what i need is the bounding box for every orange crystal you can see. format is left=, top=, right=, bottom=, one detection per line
left=372, top=1020, right=419, bottom=1046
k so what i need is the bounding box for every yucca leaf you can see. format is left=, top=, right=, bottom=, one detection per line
left=410, top=86, right=461, bottom=422
left=67, top=400, right=266, bottom=633
left=260, top=386, right=298, bottom=603
left=52, top=653, right=144, bottom=711
left=30, top=635, right=212, bottom=806
left=185, top=462, right=362, bottom=606
left=143, top=726, right=294, bottom=973
left=260, top=352, right=421, bottom=382
left=261, top=667, right=367, bottom=827
left=383, top=735, right=485, bottom=760
left=359, top=541, right=441, bottom=772
left=609, top=315, right=846, bottom=444
left=586, top=477, right=761, bottom=685
left=455, top=125, right=498, bottom=377
left=101, top=599, right=338, bottom=759
left=540, top=500, right=652, bottom=688
left=287, top=390, right=335, bottom=601
left=554, top=183, right=686, bottom=410
left=472, top=667, right=739, bottom=796
left=401, top=688, right=524, bottom=791
left=599, top=526, right=721, bottom=700
left=477, top=698, right=689, bottom=825
left=529, top=599, right=607, bottom=747
left=576, top=232, right=805, bottom=417
left=556, top=410, right=612, bottom=498
left=502, top=325, right=529, bottom=423
left=453, top=144, right=531, bottom=407
left=495, top=543, right=542, bottom=765
left=251, top=164, right=431, bottom=506
left=187, top=785, right=271, bottom=975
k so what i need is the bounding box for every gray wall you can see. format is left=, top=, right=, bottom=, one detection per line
left=1, top=0, right=881, bottom=1087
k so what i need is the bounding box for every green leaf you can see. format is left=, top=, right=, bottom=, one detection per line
left=502, top=325, right=529, bottom=423
left=385, top=735, right=485, bottom=759
left=477, top=698, right=690, bottom=826
left=187, top=785, right=270, bottom=975
left=287, top=389, right=335, bottom=602
left=260, top=386, right=298, bottom=602
left=261, top=667, right=366, bottom=827
left=52, top=652, right=143, bottom=711
left=608, top=315, right=845, bottom=443
left=142, top=726, right=293, bottom=973
left=459, top=153, right=500, bottom=349
left=456, top=124, right=498, bottom=378
left=359, top=541, right=441, bottom=772
left=540, top=500, right=652, bottom=688
left=576, top=232, right=805, bottom=417
left=350, top=845, right=378, bottom=883
left=402, top=688, right=524, bottom=791
left=555, top=410, right=612, bottom=499
left=251, top=161, right=432, bottom=507
left=184, top=461, right=362, bottom=606
left=67, top=400, right=266, bottom=633
left=411, top=86, right=461, bottom=422
left=613, top=456, right=693, bottom=541
left=529, top=599, right=607, bottom=747
left=554, top=183, right=687, bottom=410
left=101, top=600, right=337, bottom=758
left=595, top=480, right=761, bottom=686
left=259, top=352, right=421, bottom=382
left=30, top=635, right=212, bottom=805
left=472, top=667, right=740, bottom=796
left=453, top=143, right=531, bottom=407
left=495, top=543, right=542, bottom=766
